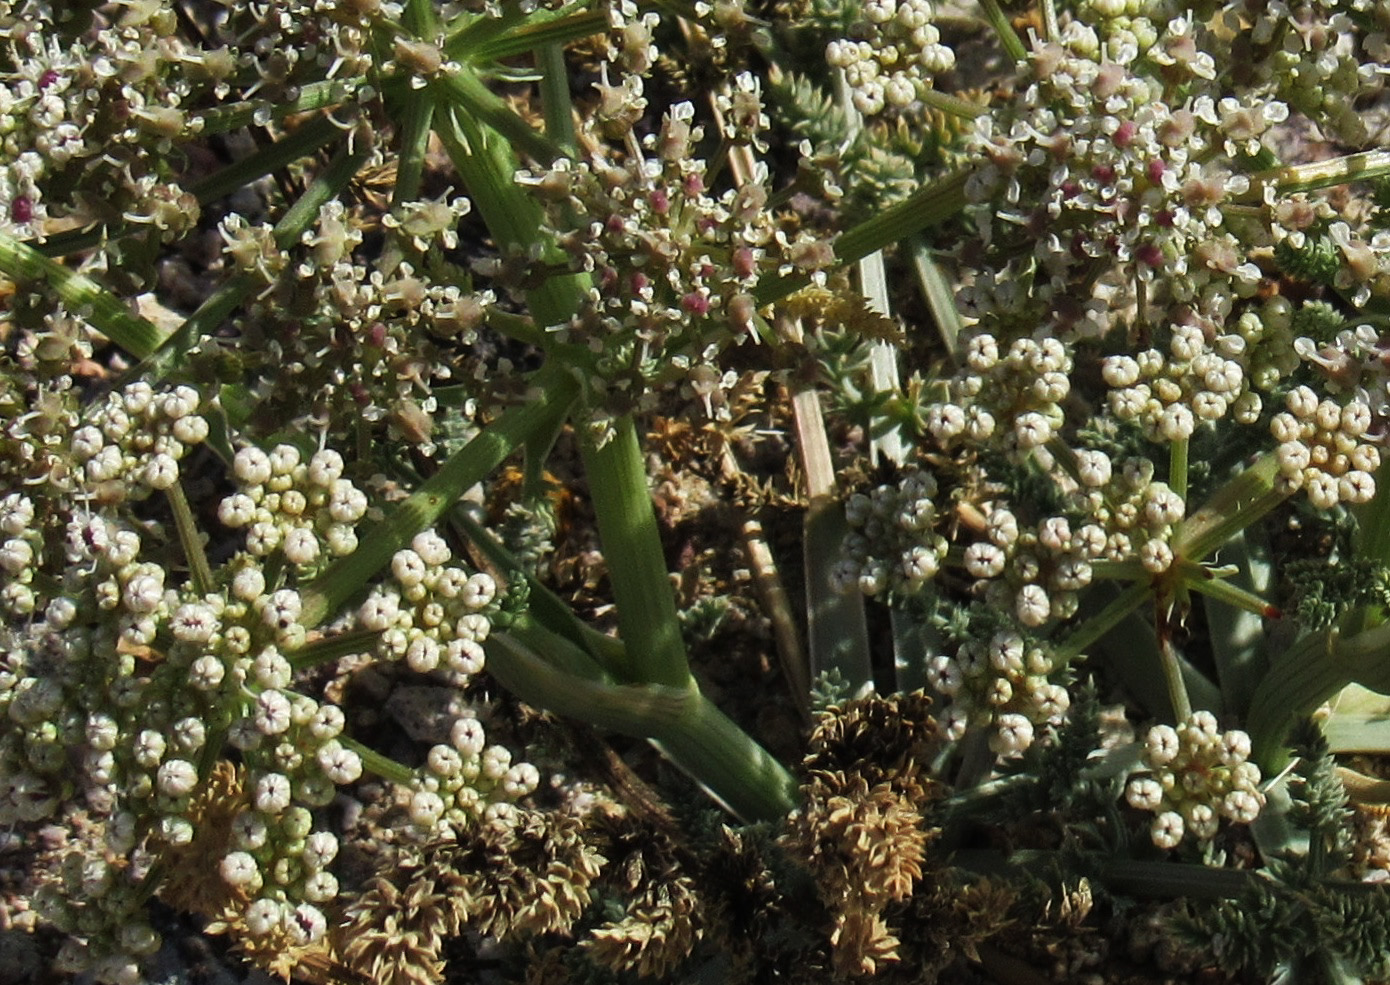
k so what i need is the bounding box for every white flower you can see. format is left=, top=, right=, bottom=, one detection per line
left=171, top=603, right=219, bottom=643
left=253, top=690, right=292, bottom=735
left=123, top=570, right=166, bottom=614
left=303, top=831, right=339, bottom=870
left=156, top=759, right=198, bottom=797
left=1015, top=584, right=1051, bottom=627
left=1126, top=776, right=1164, bottom=810
left=990, top=713, right=1034, bottom=757
left=220, top=851, right=261, bottom=888
left=1222, top=789, right=1263, bottom=823
left=301, top=871, right=339, bottom=903
left=282, top=527, right=320, bottom=565
left=482, top=744, right=512, bottom=780
left=307, top=449, right=344, bottom=486
left=189, top=655, right=226, bottom=690
left=503, top=762, right=540, bottom=798
left=409, top=789, right=445, bottom=827
left=244, top=898, right=282, bottom=936
left=461, top=572, right=497, bottom=610
left=1144, top=724, right=1180, bottom=766
left=142, top=453, right=179, bottom=490
left=134, top=729, right=167, bottom=768
left=1151, top=810, right=1185, bottom=849
left=253, top=772, right=293, bottom=813
left=316, top=742, right=363, bottom=784
left=450, top=639, right=489, bottom=675
left=392, top=549, right=427, bottom=587
left=234, top=447, right=273, bottom=486
left=451, top=717, right=486, bottom=757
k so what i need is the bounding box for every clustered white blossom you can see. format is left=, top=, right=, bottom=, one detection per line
left=825, top=0, right=955, bottom=117
left=218, top=444, right=370, bottom=573
left=517, top=74, right=835, bottom=441
left=1125, top=713, right=1265, bottom=849
left=833, top=466, right=948, bottom=599
left=1057, top=454, right=1186, bottom=574
left=926, top=334, right=1071, bottom=456
left=357, top=530, right=540, bottom=831
left=0, top=374, right=536, bottom=981
left=926, top=628, right=1071, bottom=755
left=1102, top=322, right=1261, bottom=443
left=959, top=17, right=1313, bottom=350
left=1270, top=384, right=1379, bottom=509
left=963, top=505, right=1107, bottom=625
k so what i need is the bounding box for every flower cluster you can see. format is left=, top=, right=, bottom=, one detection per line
left=1057, top=453, right=1186, bottom=573
left=217, top=444, right=369, bottom=571
left=72, top=383, right=209, bottom=503
left=926, top=628, right=1071, bottom=754
left=1102, top=322, right=1261, bottom=444
left=1229, top=0, right=1384, bottom=145
left=1270, top=384, right=1379, bottom=509
left=216, top=196, right=491, bottom=454
left=960, top=19, right=1286, bottom=345
left=1125, top=713, right=1265, bottom=849
left=825, top=0, right=955, bottom=117
left=519, top=74, right=835, bottom=438
left=962, top=505, right=1107, bottom=626
left=833, top=465, right=947, bottom=599
left=926, top=334, right=1071, bottom=456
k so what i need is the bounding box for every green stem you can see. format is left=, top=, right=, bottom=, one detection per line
left=1053, top=577, right=1152, bottom=664
left=434, top=68, right=568, bottom=166
left=0, top=231, right=165, bottom=358
left=1177, top=559, right=1280, bottom=619
left=484, top=628, right=799, bottom=821
left=287, top=628, right=383, bottom=671
left=1247, top=621, right=1390, bottom=768
left=1244, top=149, right=1390, bottom=199
left=193, top=79, right=366, bottom=137
left=1172, top=451, right=1288, bottom=562
left=978, top=0, right=1028, bottom=62
left=166, top=479, right=214, bottom=596
left=1157, top=626, right=1193, bottom=724
left=752, top=167, right=973, bottom=306
left=917, top=87, right=989, bottom=119
left=340, top=736, right=417, bottom=786
left=299, top=362, right=579, bottom=627
left=1349, top=453, right=1390, bottom=635
left=468, top=10, right=608, bottom=62
left=578, top=416, right=694, bottom=689
left=1168, top=435, right=1189, bottom=502
left=537, top=42, right=576, bottom=150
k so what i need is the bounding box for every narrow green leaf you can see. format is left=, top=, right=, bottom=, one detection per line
left=0, top=231, right=165, bottom=358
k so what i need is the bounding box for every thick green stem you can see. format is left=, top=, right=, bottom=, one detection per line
left=1248, top=620, right=1390, bottom=768
left=1172, top=451, right=1287, bottom=562
left=1157, top=628, right=1193, bottom=724
left=1168, top=435, right=1189, bottom=502
left=978, top=0, right=1028, bottom=62
left=0, top=231, right=166, bottom=358
left=752, top=167, right=972, bottom=306
left=485, top=627, right=799, bottom=821
left=578, top=416, right=694, bottom=689
left=299, top=363, right=579, bottom=627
